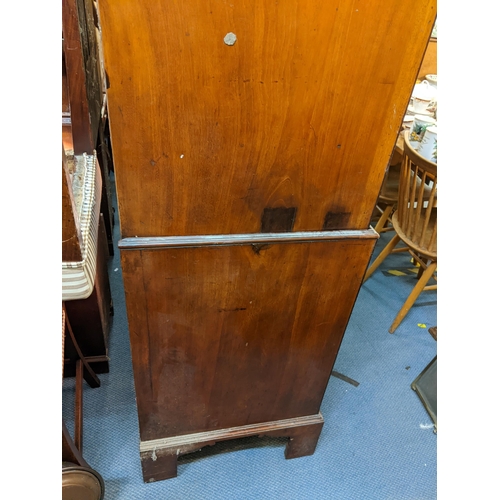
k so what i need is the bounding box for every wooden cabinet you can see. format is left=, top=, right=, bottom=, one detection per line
left=98, top=0, right=436, bottom=482
left=120, top=231, right=376, bottom=481
left=99, top=0, right=436, bottom=238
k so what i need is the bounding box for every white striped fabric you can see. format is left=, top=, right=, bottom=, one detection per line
left=62, top=152, right=102, bottom=301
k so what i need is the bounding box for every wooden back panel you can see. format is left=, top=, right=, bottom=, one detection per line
left=98, top=0, right=436, bottom=237
left=418, top=37, right=437, bottom=80
left=398, top=132, right=437, bottom=257
left=62, top=146, right=83, bottom=262
left=63, top=0, right=104, bottom=154
left=120, top=234, right=376, bottom=441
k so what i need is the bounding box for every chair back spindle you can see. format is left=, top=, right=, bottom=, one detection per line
left=363, top=131, right=437, bottom=333
left=396, top=132, right=437, bottom=258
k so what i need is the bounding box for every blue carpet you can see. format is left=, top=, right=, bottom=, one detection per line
left=63, top=176, right=437, bottom=499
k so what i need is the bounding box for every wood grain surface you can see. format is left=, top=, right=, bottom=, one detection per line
left=121, top=236, right=376, bottom=442
left=139, top=413, right=324, bottom=481
left=98, top=0, right=436, bottom=237
left=418, top=38, right=437, bottom=80
left=63, top=0, right=102, bottom=154
left=62, top=147, right=83, bottom=262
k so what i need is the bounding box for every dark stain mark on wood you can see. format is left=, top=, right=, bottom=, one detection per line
left=218, top=307, right=247, bottom=312
left=251, top=244, right=272, bottom=255
left=322, top=210, right=351, bottom=230
left=261, top=207, right=297, bottom=233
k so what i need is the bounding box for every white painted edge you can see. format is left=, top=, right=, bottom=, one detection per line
left=139, top=412, right=324, bottom=453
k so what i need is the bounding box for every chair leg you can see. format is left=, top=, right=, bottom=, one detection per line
left=389, top=261, right=437, bottom=333
left=416, top=259, right=428, bottom=279
left=373, top=204, right=393, bottom=234
left=63, top=419, right=89, bottom=467
left=74, top=360, right=84, bottom=453
left=363, top=234, right=401, bottom=283
left=64, top=304, right=100, bottom=389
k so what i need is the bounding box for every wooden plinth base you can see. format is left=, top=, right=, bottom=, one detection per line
left=139, top=413, right=324, bottom=483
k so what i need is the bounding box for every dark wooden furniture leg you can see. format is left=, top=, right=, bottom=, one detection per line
left=62, top=420, right=105, bottom=500
left=63, top=419, right=89, bottom=468
left=64, top=304, right=101, bottom=390
left=275, top=421, right=324, bottom=459
left=62, top=303, right=100, bottom=462
left=141, top=451, right=179, bottom=483
left=62, top=304, right=105, bottom=499
left=140, top=414, right=324, bottom=483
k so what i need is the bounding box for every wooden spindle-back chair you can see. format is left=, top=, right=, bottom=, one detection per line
left=364, top=131, right=437, bottom=333
left=372, top=161, right=400, bottom=234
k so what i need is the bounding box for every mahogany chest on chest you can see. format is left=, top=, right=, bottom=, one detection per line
left=98, top=0, right=436, bottom=482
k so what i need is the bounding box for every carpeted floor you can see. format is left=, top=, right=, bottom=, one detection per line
left=63, top=174, right=437, bottom=499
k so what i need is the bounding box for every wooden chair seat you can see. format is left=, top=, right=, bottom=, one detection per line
left=392, top=207, right=437, bottom=259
